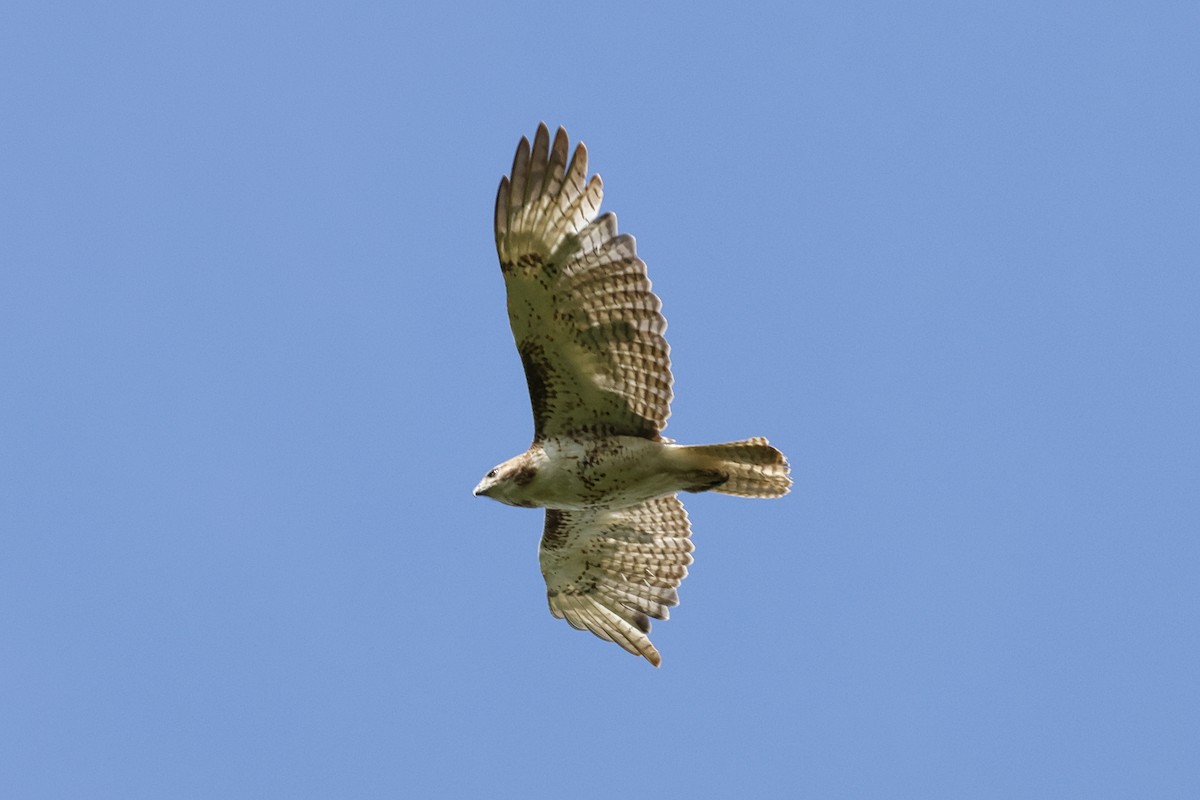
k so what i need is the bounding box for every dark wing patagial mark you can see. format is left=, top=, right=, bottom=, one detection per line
left=538, top=496, right=694, bottom=667
left=495, top=124, right=673, bottom=441
left=516, top=340, right=553, bottom=440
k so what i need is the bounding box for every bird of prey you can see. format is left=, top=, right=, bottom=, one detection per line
left=474, top=124, right=791, bottom=666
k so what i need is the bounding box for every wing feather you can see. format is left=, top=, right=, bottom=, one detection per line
left=539, top=496, right=693, bottom=667
left=532, top=127, right=570, bottom=246
left=496, top=124, right=673, bottom=439
left=508, top=136, right=530, bottom=215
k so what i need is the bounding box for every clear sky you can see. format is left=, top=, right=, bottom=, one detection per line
left=2, top=1, right=1197, bottom=797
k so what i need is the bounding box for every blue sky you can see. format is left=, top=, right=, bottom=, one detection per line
left=2, top=1, right=1197, bottom=797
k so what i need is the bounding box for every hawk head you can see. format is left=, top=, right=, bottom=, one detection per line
left=473, top=452, right=538, bottom=507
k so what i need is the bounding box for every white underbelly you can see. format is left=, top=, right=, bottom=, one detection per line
left=529, top=436, right=682, bottom=510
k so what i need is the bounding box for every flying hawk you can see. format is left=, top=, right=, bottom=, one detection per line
left=474, top=124, right=791, bottom=666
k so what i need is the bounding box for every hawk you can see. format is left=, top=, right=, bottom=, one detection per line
left=474, top=124, right=791, bottom=666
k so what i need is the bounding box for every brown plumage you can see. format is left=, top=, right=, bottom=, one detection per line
left=475, top=124, right=791, bottom=666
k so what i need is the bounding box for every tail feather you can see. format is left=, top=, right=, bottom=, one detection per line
left=683, top=437, right=791, bottom=498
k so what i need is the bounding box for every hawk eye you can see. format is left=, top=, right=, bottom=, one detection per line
left=487, top=469, right=497, bottom=478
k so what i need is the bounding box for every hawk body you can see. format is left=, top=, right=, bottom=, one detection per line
left=475, top=124, right=791, bottom=667
left=475, top=435, right=728, bottom=511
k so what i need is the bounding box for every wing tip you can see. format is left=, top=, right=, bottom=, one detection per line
left=494, top=175, right=510, bottom=241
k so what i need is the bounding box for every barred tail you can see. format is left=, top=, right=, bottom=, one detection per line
left=683, top=437, right=792, bottom=498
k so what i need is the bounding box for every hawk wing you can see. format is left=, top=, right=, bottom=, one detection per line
left=495, top=123, right=672, bottom=440
left=539, top=495, right=693, bottom=667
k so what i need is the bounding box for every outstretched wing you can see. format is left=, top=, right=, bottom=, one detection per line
left=495, top=123, right=672, bottom=441
left=539, top=495, right=693, bottom=667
